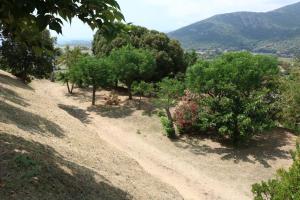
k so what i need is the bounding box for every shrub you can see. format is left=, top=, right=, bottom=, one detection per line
left=280, top=67, right=300, bottom=133
left=174, top=90, right=199, bottom=133
left=160, top=116, right=176, bottom=138
left=252, top=143, right=300, bottom=200
left=186, top=52, right=280, bottom=143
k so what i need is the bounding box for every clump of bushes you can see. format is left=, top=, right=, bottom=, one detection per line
left=185, top=52, right=281, bottom=143
left=280, top=67, right=300, bottom=133
left=252, top=143, right=300, bottom=200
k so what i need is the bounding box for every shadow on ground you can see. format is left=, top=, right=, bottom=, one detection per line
left=0, top=132, right=132, bottom=200
left=173, top=128, right=294, bottom=168
left=87, top=104, right=135, bottom=118
left=0, top=101, right=64, bottom=138
left=58, top=104, right=91, bottom=124
left=0, top=85, right=30, bottom=107
left=0, top=73, right=33, bottom=91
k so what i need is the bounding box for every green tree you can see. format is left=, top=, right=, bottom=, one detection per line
left=280, top=67, right=300, bottom=132
left=132, top=81, right=154, bottom=109
left=93, top=24, right=185, bottom=81
left=183, top=50, right=199, bottom=68
left=70, top=56, right=112, bottom=105
left=0, top=0, right=123, bottom=40
left=0, top=30, right=56, bottom=82
left=57, top=46, right=88, bottom=94
left=108, top=46, right=156, bottom=99
left=153, top=78, right=185, bottom=138
left=252, top=143, right=300, bottom=200
left=186, top=52, right=280, bottom=143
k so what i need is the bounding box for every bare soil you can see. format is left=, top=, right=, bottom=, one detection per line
left=0, top=70, right=297, bottom=200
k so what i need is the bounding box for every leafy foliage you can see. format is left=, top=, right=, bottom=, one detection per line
left=132, top=81, right=154, bottom=109
left=252, top=143, right=300, bottom=200
left=56, top=46, right=88, bottom=93
left=280, top=67, right=300, bottom=133
left=160, top=116, right=176, bottom=138
left=70, top=56, right=112, bottom=105
left=108, top=45, right=156, bottom=99
left=153, top=78, right=185, bottom=138
left=0, top=0, right=124, bottom=39
left=0, top=30, right=56, bottom=82
left=174, top=91, right=199, bottom=133
left=93, top=24, right=185, bottom=81
left=186, top=52, right=280, bottom=143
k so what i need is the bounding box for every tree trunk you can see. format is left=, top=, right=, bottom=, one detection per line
left=128, top=85, right=132, bottom=100
left=165, top=107, right=173, bottom=123
left=92, top=85, right=96, bottom=105
left=70, top=83, right=74, bottom=94
left=114, top=80, right=118, bottom=88
left=66, top=81, right=71, bottom=94
left=138, top=95, right=142, bottom=110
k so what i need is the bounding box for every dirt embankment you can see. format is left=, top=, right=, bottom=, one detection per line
left=0, top=70, right=182, bottom=200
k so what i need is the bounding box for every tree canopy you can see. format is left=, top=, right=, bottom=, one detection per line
left=93, top=24, right=185, bottom=81
left=70, top=56, right=112, bottom=105
left=0, top=0, right=124, bottom=40
left=108, top=45, right=156, bottom=99
left=0, top=29, right=56, bottom=82
left=186, top=52, right=280, bottom=143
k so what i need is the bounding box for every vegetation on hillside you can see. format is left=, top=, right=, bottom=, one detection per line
left=169, top=2, right=300, bottom=56
left=0, top=30, right=57, bottom=82
left=93, top=24, right=186, bottom=81
left=252, top=143, right=300, bottom=200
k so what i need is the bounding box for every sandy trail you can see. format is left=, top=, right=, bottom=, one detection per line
left=40, top=80, right=296, bottom=200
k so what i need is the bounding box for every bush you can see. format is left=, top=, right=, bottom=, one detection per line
left=160, top=116, right=176, bottom=138
left=280, top=67, right=300, bottom=133
left=186, top=52, right=280, bottom=143
left=174, top=90, right=199, bottom=133
left=252, top=143, right=300, bottom=200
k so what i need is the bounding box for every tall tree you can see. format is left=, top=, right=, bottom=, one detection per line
left=108, top=45, right=156, bottom=99
left=57, top=46, right=88, bottom=94
left=186, top=52, right=280, bottom=143
left=0, top=29, right=56, bottom=82
left=70, top=56, right=112, bottom=105
left=93, top=24, right=185, bottom=81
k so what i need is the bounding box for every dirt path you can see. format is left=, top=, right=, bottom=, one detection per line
left=39, top=80, right=296, bottom=200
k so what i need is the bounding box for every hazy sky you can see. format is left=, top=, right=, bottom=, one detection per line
left=51, top=0, right=300, bottom=42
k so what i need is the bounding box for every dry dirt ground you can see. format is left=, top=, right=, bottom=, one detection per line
left=0, top=70, right=298, bottom=200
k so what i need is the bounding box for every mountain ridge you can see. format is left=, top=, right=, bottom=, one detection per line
left=169, top=2, right=300, bottom=56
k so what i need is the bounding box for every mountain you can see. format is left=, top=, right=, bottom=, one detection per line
left=169, top=2, right=300, bottom=55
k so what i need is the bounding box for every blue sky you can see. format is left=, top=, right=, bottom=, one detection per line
left=51, top=0, right=300, bottom=42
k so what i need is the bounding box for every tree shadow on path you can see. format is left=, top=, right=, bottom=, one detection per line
left=58, top=104, right=91, bottom=124
left=173, top=128, right=295, bottom=168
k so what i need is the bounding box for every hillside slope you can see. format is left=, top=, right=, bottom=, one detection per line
left=169, top=2, right=300, bottom=54
left=0, top=70, right=297, bottom=200
left=0, top=70, right=182, bottom=200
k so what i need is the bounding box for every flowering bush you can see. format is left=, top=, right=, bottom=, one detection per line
left=174, top=90, right=199, bottom=133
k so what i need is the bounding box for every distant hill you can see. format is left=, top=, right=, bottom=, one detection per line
left=57, top=40, right=92, bottom=48
left=169, top=2, right=300, bottom=56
